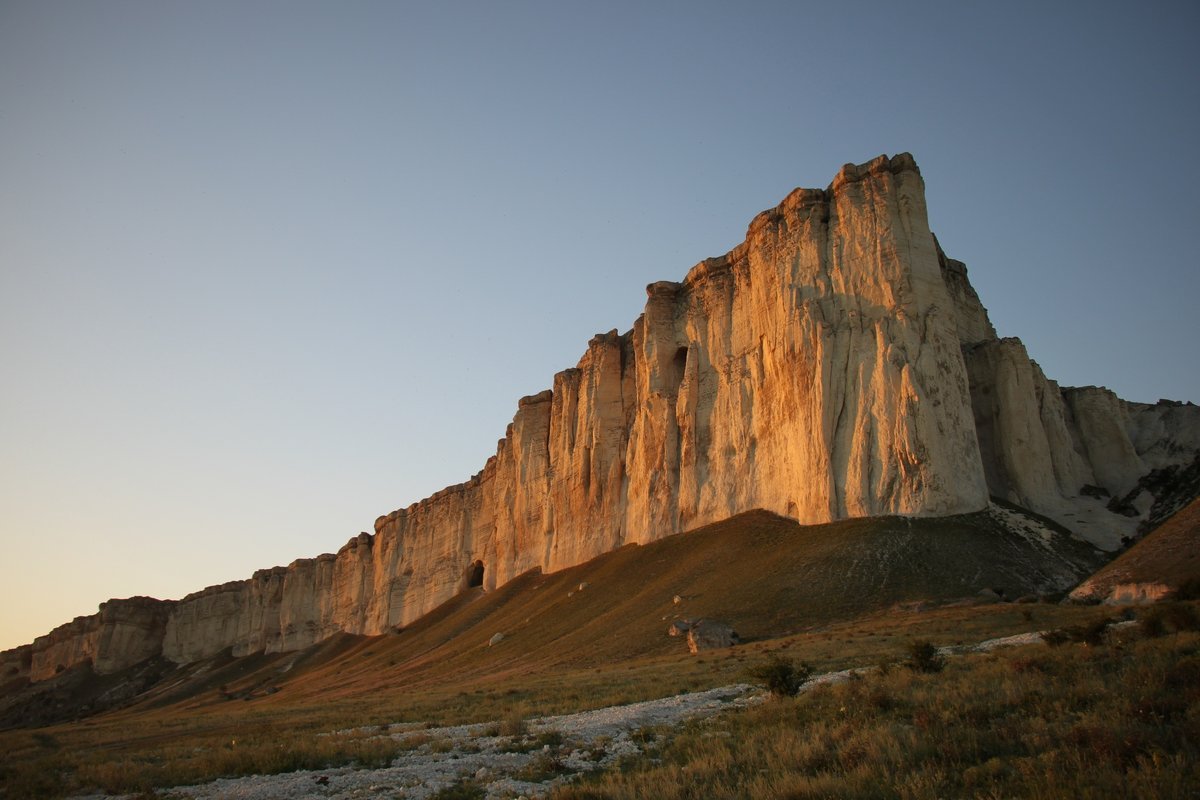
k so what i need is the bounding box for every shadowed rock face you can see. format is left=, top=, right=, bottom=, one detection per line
left=959, top=324, right=1200, bottom=549
left=10, top=153, right=1200, bottom=676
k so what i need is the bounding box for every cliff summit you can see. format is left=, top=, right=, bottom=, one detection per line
left=6, top=153, right=1199, bottom=682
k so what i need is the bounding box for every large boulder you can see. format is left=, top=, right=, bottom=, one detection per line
left=667, top=619, right=695, bottom=637
left=686, top=620, right=739, bottom=654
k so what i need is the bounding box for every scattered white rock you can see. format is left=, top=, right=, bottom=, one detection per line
left=75, top=626, right=1075, bottom=800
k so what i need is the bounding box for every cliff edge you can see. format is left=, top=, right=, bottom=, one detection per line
left=7, top=153, right=1198, bottom=678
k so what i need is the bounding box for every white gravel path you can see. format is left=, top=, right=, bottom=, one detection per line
left=70, top=629, right=1054, bottom=800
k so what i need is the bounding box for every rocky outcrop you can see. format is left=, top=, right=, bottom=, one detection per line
left=686, top=620, right=740, bottom=654
left=0, top=646, right=32, bottom=683
left=1104, top=583, right=1173, bottom=605
left=13, top=153, right=1200, bottom=677
left=12, top=598, right=174, bottom=682
left=951, top=268, right=1200, bottom=549
left=160, top=152, right=994, bottom=662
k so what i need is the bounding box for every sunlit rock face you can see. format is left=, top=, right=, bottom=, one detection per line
left=164, top=153, right=995, bottom=659
left=19, top=597, right=174, bottom=682
left=22, top=153, right=1200, bottom=672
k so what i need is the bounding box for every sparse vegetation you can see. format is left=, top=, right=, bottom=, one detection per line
left=904, top=639, right=944, bottom=673
left=0, top=509, right=1176, bottom=799
left=747, top=655, right=812, bottom=697
left=430, top=779, right=486, bottom=799
left=516, top=751, right=569, bottom=782
left=552, top=627, right=1200, bottom=799
left=0, top=599, right=1127, bottom=798
left=1044, top=616, right=1115, bottom=647
left=499, top=707, right=528, bottom=737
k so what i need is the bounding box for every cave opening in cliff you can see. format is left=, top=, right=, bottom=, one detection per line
left=467, top=560, right=484, bottom=588
left=671, top=346, right=688, bottom=388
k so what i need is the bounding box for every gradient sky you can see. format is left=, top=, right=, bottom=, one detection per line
left=2, top=1, right=1198, bottom=652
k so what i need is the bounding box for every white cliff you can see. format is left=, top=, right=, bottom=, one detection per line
left=11, top=153, right=1199, bottom=675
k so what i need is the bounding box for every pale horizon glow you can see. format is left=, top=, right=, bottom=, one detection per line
left=2, top=1, right=1198, bottom=651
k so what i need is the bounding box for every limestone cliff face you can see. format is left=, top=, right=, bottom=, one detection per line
left=948, top=266, right=1200, bottom=549
left=17, top=153, right=1200, bottom=674
left=7, top=598, right=174, bottom=682
left=160, top=152, right=992, bottom=661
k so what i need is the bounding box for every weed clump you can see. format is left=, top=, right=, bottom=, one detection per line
left=1043, top=617, right=1112, bottom=646
left=516, top=751, right=569, bottom=782
left=431, top=779, right=485, bottom=799
left=1172, top=578, right=1200, bottom=601
left=500, top=708, right=528, bottom=737
left=1139, top=603, right=1200, bottom=638
left=747, top=655, right=812, bottom=697
left=905, top=640, right=944, bottom=673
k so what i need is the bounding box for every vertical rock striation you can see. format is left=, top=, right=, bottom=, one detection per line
left=947, top=254, right=1200, bottom=549
left=14, top=153, right=1200, bottom=674
left=160, top=153, right=993, bottom=661
left=11, top=598, right=175, bottom=682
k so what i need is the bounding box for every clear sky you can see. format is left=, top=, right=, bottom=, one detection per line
left=2, top=1, right=1197, bottom=652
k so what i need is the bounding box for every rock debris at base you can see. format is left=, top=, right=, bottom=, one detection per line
left=71, top=684, right=759, bottom=800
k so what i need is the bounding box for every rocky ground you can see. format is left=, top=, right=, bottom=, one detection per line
left=67, top=631, right=1049, bottom=800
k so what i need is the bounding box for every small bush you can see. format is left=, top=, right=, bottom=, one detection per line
left=430, top=779, right=485, bottom=800
left=1072, top=618, right=1112, bottom=646
left=1173, top=578, right=1200, bottom=601
left=747, top=655, right=812, bottom=697
left=630, top=726, right=657, bottom=745
left=1041, top=629, right=1071, bottom=647
left=500, top=709, right=527, bottom=737
left=516, top=751, right=568, bottom=782
left=32, top=732, right=61, bottom=750
left=906, top=640, right=944, bottom=673
left=1139, top=608, right=1168, bottom=638
left=1160, top=603, right=1200, bottom=632
left=1163, top=656, right=1200, bottom=692
left=535, top=729, right=563, bottom=748
left=1045, top=617, right=1112, bottom=647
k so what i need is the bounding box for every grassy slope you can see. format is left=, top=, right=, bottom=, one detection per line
left=137, top=507, right=1100, bottom=708
left=1072, top=496, right=1200, bottom=600
left=0, top=507, right=1111, bottom=796
left=554, top=625, right=1200, bottom=800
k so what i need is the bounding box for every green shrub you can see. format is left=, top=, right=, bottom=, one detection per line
left=747, top=655, right=812, bottom=697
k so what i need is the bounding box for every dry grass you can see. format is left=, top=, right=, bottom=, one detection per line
left=1079, top=495, right=1200, bottom=599
left=554, top=622, right=1200, bottom=799
left=0, top=602, right=1122, bottom=798
left=0, top=509, right=1119, bottom=797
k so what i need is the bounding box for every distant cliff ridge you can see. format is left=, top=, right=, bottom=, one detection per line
left=6, top=153, right=1198, bottom=682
